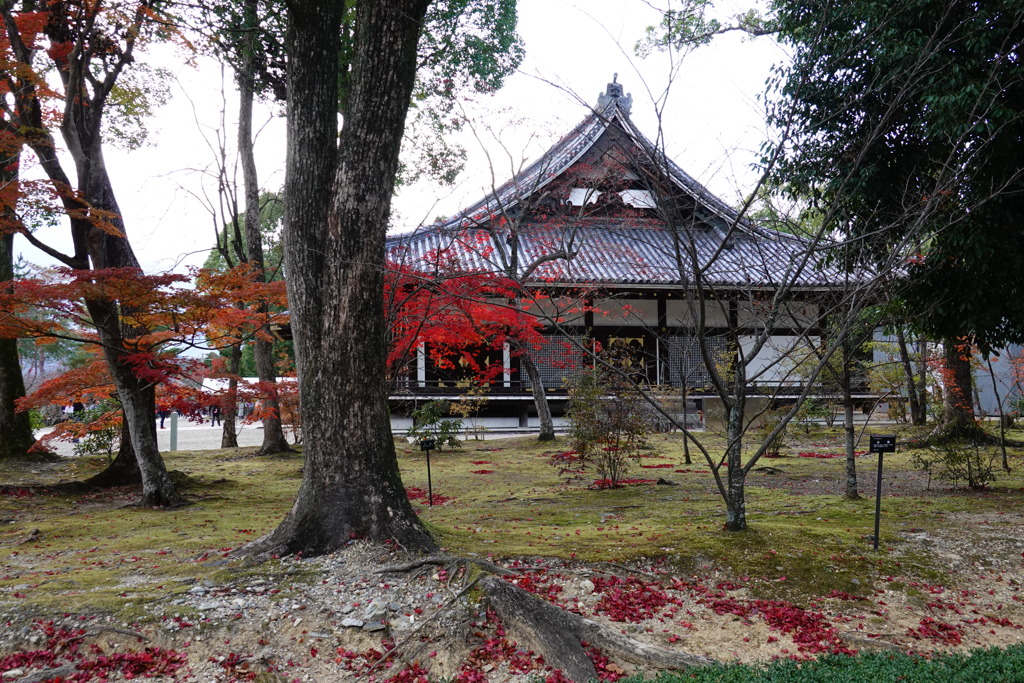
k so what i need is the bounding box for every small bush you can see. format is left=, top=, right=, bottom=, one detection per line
left=563, top=359, right=654, bottom=488
left=70, top=400, right=122, bottom=460
left=794, top=397, right=835, bottom=432
left=756, top=409, right=788, bottom=458
left=407, top=400, right=461, bottom=451
left=28, top=409, right=46, bottom=431
left=449, top=381, right=490, bottom=440
left=931, top=441, right=997, bottom=489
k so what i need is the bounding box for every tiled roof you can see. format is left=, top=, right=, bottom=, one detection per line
left=387, top=81, right=844, bottom=290
left=387, top=219, right=841, bottom=288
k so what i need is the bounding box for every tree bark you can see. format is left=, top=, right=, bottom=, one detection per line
left=3, top=4, right=182, bottom=505
left=0, top=335, right=36, bottom=460
left=75, top=150, right=183, bottom=506
left=935, top=338, right=986, bottom=442
left=221, top=344, right=241, bottom=449
left=83, top=417, right=143, bottom=488
left=841, top=352, right=859, bottom=499
left=986, top=357, right=1011, bottom=472
left=896, top=328, right=924, bottom=425
left=917, top=337, right=929, bottom=423
left=238, top=0, right=292, bottom=455
left=248, top=0, right=435, bottom=558
left=724, top=401, right=746, bottom=531
left=518, top=349, right=555, bottom=441
left=481, top=576, right=713, bottom=682
left=0, top=166, right=38, bottom=460
left=0, top=235, right=36, bottom=458
left=85, top=295, right=182, bottom=506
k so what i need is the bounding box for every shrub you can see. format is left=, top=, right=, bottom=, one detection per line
left=930, top=441, right=997, bottom=489
left=794, top=397, right=835, bottom=432
left=70, top=400, right=122, bottom=461
left=449, top=381, right=490, bottom=440
left=407, top=400, right=461, bottom=451
left=28, top=409, right=46, bottom=431
left=563, top=359, right=654, bottom=488
left=756, top=408, right=788, bottom=458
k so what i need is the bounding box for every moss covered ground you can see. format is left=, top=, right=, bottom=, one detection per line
left=1, top=424, right=1023, bottom=679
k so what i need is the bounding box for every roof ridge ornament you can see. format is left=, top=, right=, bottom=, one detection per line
left=597, top=73, right=633, bottom=115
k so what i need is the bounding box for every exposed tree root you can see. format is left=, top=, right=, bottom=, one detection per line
left=287, top=551, right=714, bottom=682
left=928, top=420, right=1002, bottom=445
left=480, top=576, right=714, bottom=682
left=254, top=438, right=296, bottom=457
left=375, top=555, right=519, bottom=577
left=357, top=576, right=485, bottom=681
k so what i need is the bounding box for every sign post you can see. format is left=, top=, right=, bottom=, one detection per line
left=869, top=434, right=896, bottom=551
left=419, top=438, right=436, bottom=506
left=170, top=411, right=178, bottom=452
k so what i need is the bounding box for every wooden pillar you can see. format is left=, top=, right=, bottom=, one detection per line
left=657, top=293, right=668, bottom=385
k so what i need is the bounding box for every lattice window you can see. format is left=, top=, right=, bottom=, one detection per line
left=667, top=335, right=728, bottom=390
left=526, top=336, right=588, bottom=389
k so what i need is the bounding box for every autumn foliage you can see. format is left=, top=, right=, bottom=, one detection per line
left=384, top=246, right=546, bottom=387
left=0, top=264, right=289, bottom=448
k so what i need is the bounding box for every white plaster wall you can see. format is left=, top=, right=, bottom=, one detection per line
left=739, top=335, right=820, bottom=385
left=666, top=298, right=729, bottom=327
left=593, top=298, right=658, bottom=327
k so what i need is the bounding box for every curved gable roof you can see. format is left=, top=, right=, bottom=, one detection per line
left=389, top=77, right=843, bottom=289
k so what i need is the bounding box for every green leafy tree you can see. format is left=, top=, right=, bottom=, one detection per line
left=198, top=0, right=523, bottom=187
left=766, top=0, right=1024, bottom=439
left=195, top=0, right=522, bottom=456
left=203, top=193, right=284, bottom=275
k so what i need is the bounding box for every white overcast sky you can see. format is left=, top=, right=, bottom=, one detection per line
left=18, top=0, right=784, bottom=274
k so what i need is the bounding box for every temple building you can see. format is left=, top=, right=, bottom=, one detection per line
left=386, top=76, right=855, bottom=432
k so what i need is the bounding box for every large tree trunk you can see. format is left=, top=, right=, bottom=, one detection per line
left=75, top=157, right=182, bottom=506
left=248, top=0, right=435, bottom=558
left=518, top=349, right=555, bottom=441
left=935, top=338, right=985, bottom=441
left=0, top=167, right=38, bottom=460
left=86, top=296, right=182, bottom=506
left=985, top=357, right=1011, bottom=472
left=917, top=337, right=929, bottom=423
left=1, top=1, right=180, bottom=503
left=238, top=0, right=292, bottom=455
left=83, top=417, right=142, bottom=488
left=0, top=336, right=36, bottom=459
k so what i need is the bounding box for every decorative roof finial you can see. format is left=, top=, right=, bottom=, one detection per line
left=597, top=74, right=633, bottom=115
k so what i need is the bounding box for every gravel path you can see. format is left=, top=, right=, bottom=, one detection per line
left=36, top=420, right=275, bottom=458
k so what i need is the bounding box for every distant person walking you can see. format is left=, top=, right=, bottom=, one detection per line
left=210, top=405, right=221, bottom=427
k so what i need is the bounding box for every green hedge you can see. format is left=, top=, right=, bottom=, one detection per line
left=629, top=645, right=1024, bottom=682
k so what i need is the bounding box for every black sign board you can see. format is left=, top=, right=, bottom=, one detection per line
left=869, top=435, right=896, bottom=551
left=869, top=435, right=896, bottom=453
left=418, top=438, right=437, bottom=506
